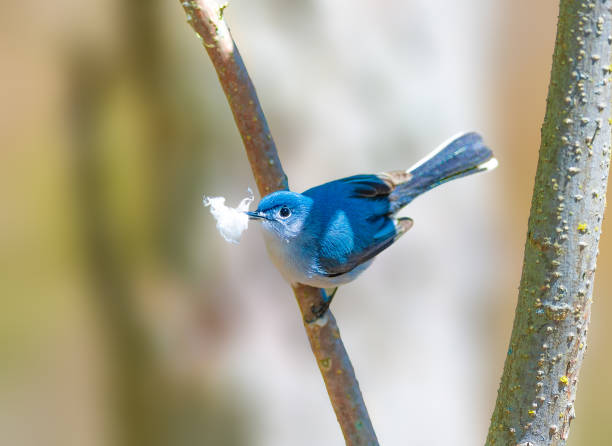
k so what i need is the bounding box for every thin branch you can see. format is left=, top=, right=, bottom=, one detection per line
left=181, top=0, right=287, bottom=194
left=179, top=2, right=379, bottom=444
left=486, top=2, right=611, bottom=445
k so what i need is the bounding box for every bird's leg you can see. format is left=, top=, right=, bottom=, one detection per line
left=326, top=287, right=338, bottom=302
left=307, top=287, right=338, bottom=322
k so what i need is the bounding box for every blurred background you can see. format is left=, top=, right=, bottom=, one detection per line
left=1, top=1, right=610, bottom=445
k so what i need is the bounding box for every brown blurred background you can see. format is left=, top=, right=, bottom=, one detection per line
left=1, top=1, right=610, bottom=445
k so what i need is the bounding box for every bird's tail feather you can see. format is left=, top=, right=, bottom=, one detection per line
left=389, top=132, right=496, bottom=212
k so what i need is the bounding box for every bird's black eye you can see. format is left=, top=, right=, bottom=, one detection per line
left=279, top=206, right=291, bottom=218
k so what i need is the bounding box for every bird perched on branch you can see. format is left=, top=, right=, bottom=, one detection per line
left=246, top=132, right=497, bottom=318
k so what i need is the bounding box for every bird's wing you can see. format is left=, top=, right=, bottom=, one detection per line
left=303, top=174, right=414, bottom=278
left=338, top=172, right=412, bottom=198
left=315, top=215, right=397, bottom=277
left=307, top=174, right=413, bottom=277
left=316, top=217, right=415, bottom=277
left=338, top=174, right=394, bottom=197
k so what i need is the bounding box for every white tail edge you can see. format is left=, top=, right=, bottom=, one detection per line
left=478, top=157, right=499, bottom=172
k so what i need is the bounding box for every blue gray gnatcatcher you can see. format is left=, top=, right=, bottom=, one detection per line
left=246, top=132, right=497, bottom=318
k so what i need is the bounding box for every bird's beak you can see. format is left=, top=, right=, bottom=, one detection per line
left=246, top=211, right=266, bottom=221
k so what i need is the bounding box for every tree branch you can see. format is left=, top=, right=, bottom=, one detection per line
left=179, top=2, right=378, bottom=444
left=486, top=2, right=611, bottom=445
left=181, top=0, right=288, bottom=194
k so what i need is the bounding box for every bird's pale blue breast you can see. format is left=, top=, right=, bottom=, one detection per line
left=302, top=175, right=397, bottom=277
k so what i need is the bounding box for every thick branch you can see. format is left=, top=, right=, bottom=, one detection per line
left=486, top=2, right=611, bottom=445
left=179, top=2, right=379, bottom=445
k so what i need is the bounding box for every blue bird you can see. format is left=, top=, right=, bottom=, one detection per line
left=246, top=132, right=496, bottom=318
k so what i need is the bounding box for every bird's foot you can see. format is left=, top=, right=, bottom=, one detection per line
left=325, top=287, right=338, bottom=302
left=305, top=287, right=338, bottom=323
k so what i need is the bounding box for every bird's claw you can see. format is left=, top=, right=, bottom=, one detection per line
left=306, top=302, right=330, bottom=323
left=304, top=287, right=337, bottom=323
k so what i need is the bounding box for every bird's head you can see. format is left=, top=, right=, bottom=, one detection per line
left=246, top=191, right=313, bottom=240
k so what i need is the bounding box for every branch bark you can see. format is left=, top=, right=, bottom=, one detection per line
left=486, top=2, right=611, bottom=445
left=179, top=2, right=378, bottom=445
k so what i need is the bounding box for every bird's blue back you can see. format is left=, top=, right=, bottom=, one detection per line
left=298, top=132, right=494, bottom=277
